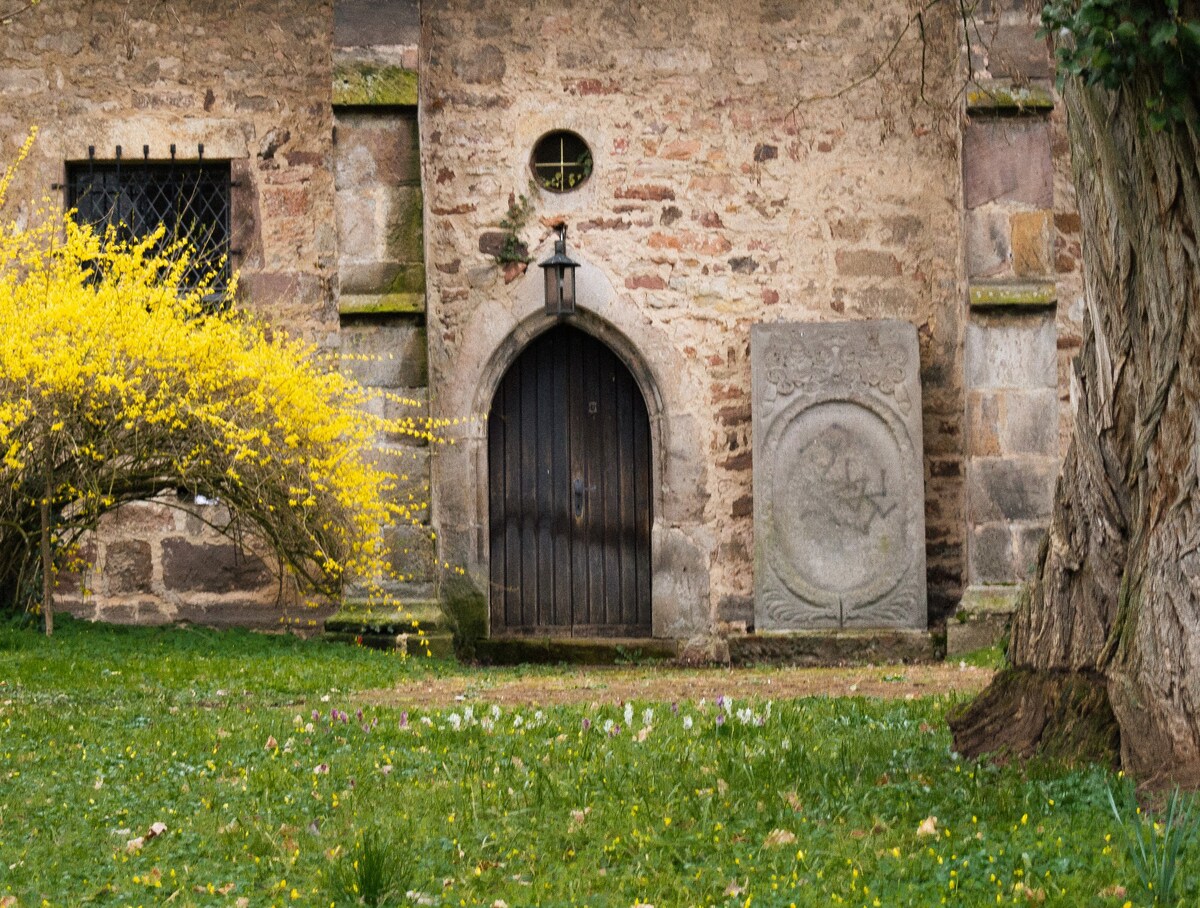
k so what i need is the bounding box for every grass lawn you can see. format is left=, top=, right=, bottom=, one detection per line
left=0, top=618, right=1185, bottom=907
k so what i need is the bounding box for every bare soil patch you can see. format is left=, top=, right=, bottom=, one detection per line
left=365, top=663, right=995, bottom=709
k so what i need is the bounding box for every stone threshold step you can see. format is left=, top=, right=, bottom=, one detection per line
left=476, top=636, right=678, bottom=666
left=325, top=599, right=444, bottom=636
left=728, top=629, right=939, bottom=666
left=325, top=628, right=455, bottom=658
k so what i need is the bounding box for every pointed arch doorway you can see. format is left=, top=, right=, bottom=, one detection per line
left=488, top=325, right=652, bottom=636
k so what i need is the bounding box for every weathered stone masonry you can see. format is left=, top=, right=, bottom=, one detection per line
left=421, top=0, right=968, bottom=635
left=1, top=0, right=1087, bottom=644
left=1, top=0, right=338, bottom=626
left=951, top=0, right=1085, bottom=653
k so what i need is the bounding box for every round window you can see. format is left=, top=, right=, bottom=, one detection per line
left=530, top=130, right=593, bottom=193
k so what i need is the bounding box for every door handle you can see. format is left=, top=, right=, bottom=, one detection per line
left=573, top=477, right=585, bottom=517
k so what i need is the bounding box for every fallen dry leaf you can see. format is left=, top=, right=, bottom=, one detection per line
left=264, top=735, right=278, bottom=751
left=568, top=808, right=590, bottom=832
left=763, top=828, right=797, bottom=848
left=916, top=816, right=938, bottom=837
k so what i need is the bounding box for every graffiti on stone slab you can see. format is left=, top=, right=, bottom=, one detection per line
left=751, top=321, right=927, bottom=630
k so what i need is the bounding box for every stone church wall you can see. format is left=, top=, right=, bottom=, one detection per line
left=0, top=0, right=1086, bottom=642
left=0, top=0, right=338, bottom=627
left=421, top=0, right=969, bottom=633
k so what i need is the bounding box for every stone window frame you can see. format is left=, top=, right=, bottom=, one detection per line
left=529, top=130, right=593, bottom=194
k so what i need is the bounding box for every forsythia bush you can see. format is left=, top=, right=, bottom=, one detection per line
left=0, top=145, right=410, bottom=620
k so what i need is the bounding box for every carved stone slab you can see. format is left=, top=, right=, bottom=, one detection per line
left=751, top=321, right=927, bottom=630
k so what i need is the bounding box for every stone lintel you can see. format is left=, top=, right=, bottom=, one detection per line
left=339, top=291, right=426, bottom=315
left=333, top=62, right=418, bottom=106
left=969, top=279, right=1056, bottom=309
left=967, top=81, right=1055, bottom=114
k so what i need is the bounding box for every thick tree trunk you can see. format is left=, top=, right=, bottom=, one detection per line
left=952, top=74, right=1200, bottom=786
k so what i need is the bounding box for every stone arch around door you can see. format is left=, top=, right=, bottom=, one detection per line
left=429, top=255, right=712, bottom=642
left=488, top=324, right=653, bottom=636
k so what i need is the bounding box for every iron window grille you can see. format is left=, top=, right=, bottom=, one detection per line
left=66, top=160, right=232, bottom=295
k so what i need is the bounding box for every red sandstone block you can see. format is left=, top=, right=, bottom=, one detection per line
left=625, top=274, right=666, bottom=290
left=616, top=184, right=676, bottom=202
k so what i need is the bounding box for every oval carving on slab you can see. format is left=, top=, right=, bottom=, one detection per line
left=767, top=400, right=911, bottom=608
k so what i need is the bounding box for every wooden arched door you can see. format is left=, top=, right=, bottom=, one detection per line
left=488, top=325, right=652, bottom=636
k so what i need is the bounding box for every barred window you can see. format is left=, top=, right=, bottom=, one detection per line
left=66, top=161, right=232, bottom=294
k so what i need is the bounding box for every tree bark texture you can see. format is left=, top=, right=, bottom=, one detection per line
left=953, top=74, right=1200, bottom=785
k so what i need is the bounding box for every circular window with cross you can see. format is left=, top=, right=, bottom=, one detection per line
left=530, top=130, right=593, bottom=193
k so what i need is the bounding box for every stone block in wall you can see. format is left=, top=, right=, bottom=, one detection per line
left=105, top=540, right=154, bottom=595
left=370, top=444, right=431, bottom=522
left=384, top=186, right=425, bottom=263
left=969, top=523, right=1019, bottom=584
left=1011, top=210, right=1054, bottom=277
left=965, top=316, right=1057, bottom=389
left=340, top=320, right=428, bottom=388
left=385, top=523, right=437, bottom=583
left=161, top=540, right=272, bottom=594
left=105, top=501, right=177, bottom=535
left=999, top=388, right=1060, bottom=455
left=717, top=594, right=754, bottom=629
left=963, top=119, right=1053, bottom=209
left=1015, top=524, right=1048, bottom=577
left=238, top=271, right=330, bottom=313
left=978, top=24, right=1052, bottom=80
left=651, top=525, right=711, bottom=638
left=968, top=457, right=1058, bottom=523
left=335, top=0, right=420, bottom=48
left=336, top=192, right=379, bottom=255
left=966, top=390, right=1003, bottom=456
left=965, top=206, right=1012, bottom=278
left=335, top=114, right=420, bottom=191
left=751, top=321, right=926, bottom=630
left=360, top=387, right=431, bottom=445
left=340, top=262, right=426, bottom=295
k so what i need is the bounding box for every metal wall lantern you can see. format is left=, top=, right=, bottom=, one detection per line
left=539, top=224, right=579, bottom=317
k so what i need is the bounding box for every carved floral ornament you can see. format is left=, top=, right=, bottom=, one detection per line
left=761, top=329, right=913, bottom=416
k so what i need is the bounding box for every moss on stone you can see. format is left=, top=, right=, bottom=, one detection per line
left=386, top=189, right=425, bottom=263
left=385, top=262, right=427, bottom=295
left=439, top=572, right=487, bottom=658
left=969, top=280, right=1057, bottom=309
left=338, top=292, right=426, bottom=315
left=333, top=63, right=418, bottom=106
left=967, top=82, right=1055, bottom=113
